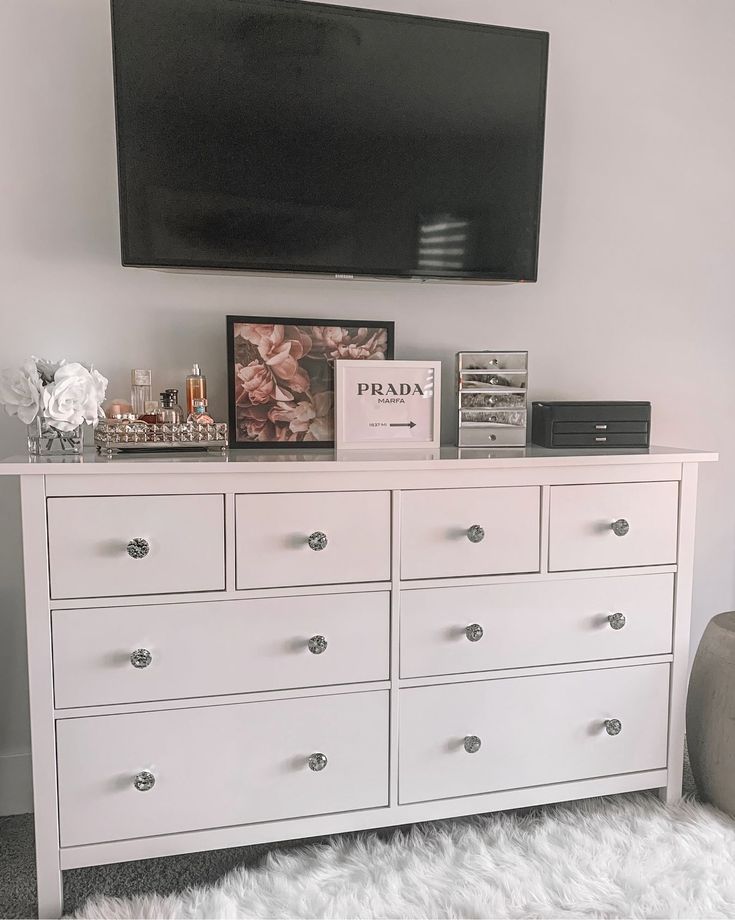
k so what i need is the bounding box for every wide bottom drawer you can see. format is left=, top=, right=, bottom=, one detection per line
left=57, top=690, right=389, bottom=847
left=399, top=664, right=669, bottom=804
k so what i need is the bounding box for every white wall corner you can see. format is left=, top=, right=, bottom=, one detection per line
left=0, top=751, right=33, bottom=816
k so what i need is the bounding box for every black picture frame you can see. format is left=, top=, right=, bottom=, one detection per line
left=226, top=316, right=395, bottom=449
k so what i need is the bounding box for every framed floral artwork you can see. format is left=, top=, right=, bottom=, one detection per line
left=226, top=316, right=395, bottom=448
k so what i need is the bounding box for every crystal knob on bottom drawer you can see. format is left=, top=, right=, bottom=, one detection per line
left=611, top=519, right=630, bottom=537
left=608, top=613, right=627, bottom=630
left=133, top=770, right=156, bottom=791
left=604, top=719, right=623, bottom=736
left=308, top=752, right=328, bottom=772
left=130, top=648, right=152, bottom=669
left=467, top=524, right=485, bottom=544
left=463, top=735, right=482, bottom=754
left=307, top=531, right=328, bottom=551
left=465, top=624, right=484, bottom=642
left=126, top=537, right=150, bottom=559
left=308, top=635, right=328, bottom=655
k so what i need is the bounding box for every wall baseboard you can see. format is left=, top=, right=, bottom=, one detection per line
left=0, top=751, right=33, bottom=816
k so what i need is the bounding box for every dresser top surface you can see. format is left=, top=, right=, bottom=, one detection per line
left=0, top=445, right=717, bottom=476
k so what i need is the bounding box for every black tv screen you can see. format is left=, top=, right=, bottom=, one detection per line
left=111, top=0, right=548, bottom=280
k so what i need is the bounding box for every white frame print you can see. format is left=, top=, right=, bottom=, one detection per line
left=334, top=359, right=441, bottom=450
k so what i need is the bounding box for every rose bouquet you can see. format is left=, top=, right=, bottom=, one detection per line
left=0, top=357, right=108, bottom=455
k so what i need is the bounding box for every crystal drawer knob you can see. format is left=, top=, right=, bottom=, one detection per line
left=465, top=624, right=484, bottom=642
left=464, top=735, right=482, bottom=754
left=133, top=770, right=156, bottom=792
left=308, top=752, right=328, bottom=772
left=308, top=635, right=328, bottom=655
left=467, top=524, right=485, bottom=544
left=611, top=519, right=630, bottom=537
left=604, top=719, right=623, bottom=736
left=307, top=531, right=328, bottom=551
left=608, top=612, right=627, bottom=630
left=126, top=537, right=150, bottom=559
left=130, top=648, right=152, bottom=669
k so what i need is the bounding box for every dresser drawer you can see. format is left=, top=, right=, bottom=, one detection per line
left=57, top=689, right=389, bottom=846
left=47, top=495, right=225, bottom=600
left=53, top=591, right=389, bottom=708
left=400, top=487, right=540, bottom=580
left=235, top=491, right=390, bottom=589
left=400, top=574, right=673, bottom=678
left=399, top=663, right=669, bottom=804
left=548, top=482, right=679, bottom=572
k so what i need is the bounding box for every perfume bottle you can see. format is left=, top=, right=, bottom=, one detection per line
left=139, top=400, right=159, bottom=424
left=187, top=398, right=215, bottom=425
left=185, top=364, right=207, bottom=415
left=157, top=390, right=183, bottom=424
left=130, top=369, right=152, bottom=416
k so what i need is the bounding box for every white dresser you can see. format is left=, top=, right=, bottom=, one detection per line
left=0, top=445, right=716, bottom=919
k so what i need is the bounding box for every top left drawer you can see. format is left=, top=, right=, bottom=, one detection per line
left=47, top=495, right=225, bottom=600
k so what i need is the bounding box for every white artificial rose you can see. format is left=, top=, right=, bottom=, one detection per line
left=0, top=358, right=43, bottom=424
left=33, top=356, right=66, bottom=385
left=42, top=363, right=109, bottom=431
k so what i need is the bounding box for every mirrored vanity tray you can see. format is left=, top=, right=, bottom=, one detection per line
left=94, top=420, right=229, bottom=455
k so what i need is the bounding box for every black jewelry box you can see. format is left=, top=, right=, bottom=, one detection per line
left=531, top=401, right=651, bottom=448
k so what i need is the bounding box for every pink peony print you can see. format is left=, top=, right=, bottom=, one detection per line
left=232, top=320, right=391, bottom=445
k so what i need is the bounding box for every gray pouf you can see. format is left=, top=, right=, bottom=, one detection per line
left=687, top=612, right=735, bottom=814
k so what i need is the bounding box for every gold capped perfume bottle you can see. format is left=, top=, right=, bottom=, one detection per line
left=187, top=398, right=215, bottom=425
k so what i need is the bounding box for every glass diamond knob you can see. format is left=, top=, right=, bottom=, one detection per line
left=130, top=648, right=152, bottom=669
left=308, top=752, right=328, bottom=772
left=611, top=519, right=630, bottom=537
left=133, top=770, right=156, bottom=791
left=465, top=624, right=484, bottom=642
left=308, top=635, right=328, bottom=655
left=126, top=537, right=150, bottom=559
left=463, top=735, right=482, bottom=754
left=467, top=524, right=485, bottom=544
left=608, top=613, right=627, bottom=630
left=604, top=719, right=623, bottom=736
left=307, top=531, right=328, bottom=551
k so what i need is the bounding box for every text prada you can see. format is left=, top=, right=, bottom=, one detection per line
left=356, top=383, right=425, bottom=396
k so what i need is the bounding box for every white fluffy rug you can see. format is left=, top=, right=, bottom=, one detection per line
left=72, top=793, right=735, bottom=919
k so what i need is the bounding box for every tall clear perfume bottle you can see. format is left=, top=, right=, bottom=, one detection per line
left=130, top=369, right=152, bottom=417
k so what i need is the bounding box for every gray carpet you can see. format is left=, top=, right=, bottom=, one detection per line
left=0, top=756, right=698, bottom=920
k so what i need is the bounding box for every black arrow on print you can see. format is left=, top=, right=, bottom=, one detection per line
left=389, top=421, right=416, bottom=428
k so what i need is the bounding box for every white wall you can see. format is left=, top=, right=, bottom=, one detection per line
left=1, top=0, right=733, bottom=814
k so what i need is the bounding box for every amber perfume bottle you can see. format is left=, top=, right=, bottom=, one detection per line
left=185, top=364, right=207, bottom=415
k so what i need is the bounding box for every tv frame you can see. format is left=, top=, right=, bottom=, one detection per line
left=111, top=0, right=549, bottom=282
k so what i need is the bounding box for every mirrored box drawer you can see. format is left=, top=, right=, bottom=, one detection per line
left=57, top=689, right=389, bottom=846
left=47, top=495, right=225, bottom=600
left=400, top=487, right=540, bottom=580
left=235, top=491, right=391, bottom=589
left=398, top=663, right=669, bottom=804
left=549, top=482, right=679, bottom=572
left=53, top=591, right=390, bottom=708
left=400, top=573, right=674, bottom=679
left=458, top=351, right=528, bottom=372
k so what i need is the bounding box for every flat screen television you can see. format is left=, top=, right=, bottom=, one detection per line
left=111, top=0, right=549, bottom=281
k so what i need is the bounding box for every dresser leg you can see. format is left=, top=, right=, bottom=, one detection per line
left=658, top=778, right=683, bottom=804
left=36, top=860, right=63, bottom=920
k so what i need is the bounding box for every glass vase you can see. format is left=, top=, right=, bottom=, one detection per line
left=27, top=417, right=84, bottom=456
